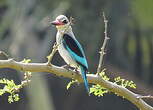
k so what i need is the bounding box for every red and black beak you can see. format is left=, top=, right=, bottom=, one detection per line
left=51, top=20, right=64, bottom=26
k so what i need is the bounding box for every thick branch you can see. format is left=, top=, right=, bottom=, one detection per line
left=0, top=59, right=153, bottom=110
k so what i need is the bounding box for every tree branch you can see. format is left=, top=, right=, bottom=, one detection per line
left=0, top=59, right=153, bottom=110
left=97, top=12, right=110, bottom=73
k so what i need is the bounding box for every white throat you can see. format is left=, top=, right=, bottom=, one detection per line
left=56, top=24, right=72, bottom=34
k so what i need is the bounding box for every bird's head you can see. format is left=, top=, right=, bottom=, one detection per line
left=51, top=15, right=70, bottom=30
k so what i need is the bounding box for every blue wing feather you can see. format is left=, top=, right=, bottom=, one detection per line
left=63, top=34, right=88, bottom=69
left=80, top=65, right=90, bottom=94
left=62, top=34, right=89, bottom=94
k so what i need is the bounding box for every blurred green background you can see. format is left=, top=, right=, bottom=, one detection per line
left=0, top=0, right=153, bottom=110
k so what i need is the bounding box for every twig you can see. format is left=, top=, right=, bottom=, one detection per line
left=47, top=42, right=58, bottom=65
left=137, top=95, right=153, bottom=99
left=0, top=51, right=9, bottom=59
left=97, top=12, right=110, bottom=73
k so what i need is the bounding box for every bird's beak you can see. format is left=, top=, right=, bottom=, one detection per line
left=51, top=20, right=64, bottom=26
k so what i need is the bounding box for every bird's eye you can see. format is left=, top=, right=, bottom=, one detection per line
left=62, top=20, right=68, bottom=24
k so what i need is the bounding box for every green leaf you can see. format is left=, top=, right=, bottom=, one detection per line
left=21, top=59, right=31, bottom=63
left=90, top=70, right=136, bottom=97
left=13, top=94, right=20, bottom=102
left=0, top=89, right=4, bottom=95
left=114, top=76, right=136, bottom=89
left=66, top=80, right=78, bottom=90
left=8, top=95, right=13, bottom=103
left=90, top=84, right=108, bottom=97
left=0, top=78, right=23, bottom=103
left=99, top=69, right=110, bottom=81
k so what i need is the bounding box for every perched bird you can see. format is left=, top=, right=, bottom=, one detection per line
left=51, top=15, right=89, bottom=94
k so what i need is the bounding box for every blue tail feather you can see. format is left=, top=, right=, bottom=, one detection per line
left=80, top=66, right=90, bottom=94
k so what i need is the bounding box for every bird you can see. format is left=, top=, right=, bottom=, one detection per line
left=51, top=15, right=90, bottom=94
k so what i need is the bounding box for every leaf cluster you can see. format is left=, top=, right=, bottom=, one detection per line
left=90, top=69, right=136, bottom=97
left=0, top=59, right=32, bottom=103
left=0, top=78, right=20, bottom=103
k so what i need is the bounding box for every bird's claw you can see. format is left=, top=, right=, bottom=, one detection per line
left=53, top=42, right=59, bottom=50
left=62, top=64, right=71, bottom=70
left=47, top=62, right=52, bottom=66
left=73, top=67, right=79, bottom=74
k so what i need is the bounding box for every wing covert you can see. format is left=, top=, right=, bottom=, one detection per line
left=62, top=34, right=88, bottom=69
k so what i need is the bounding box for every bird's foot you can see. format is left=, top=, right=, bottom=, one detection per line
left=73, top=67, right=79, bottom=74
left=62, top=64, right=71, bottom=70
left=47, top=62, right=52, bottom=66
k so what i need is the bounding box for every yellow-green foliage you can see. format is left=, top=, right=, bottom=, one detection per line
left=90, top=69, right=136, bottom=97
left=21, top=58, right=32, bottom=63
left=0, top=78, right=20, bottom=103
left=67, top=80, right=78, bottom=90
left=90, top=84, right=108, bottom=97
left=90, top=69, right=109, bottom=96
left=114, top=76, right=136, bottom=89
left=67, top=69, right=136, bottom=97
left=0, top=59, right=32, bottom=103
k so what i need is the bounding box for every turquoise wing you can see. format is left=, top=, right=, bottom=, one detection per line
left=62, top=34, right=88, bottom=69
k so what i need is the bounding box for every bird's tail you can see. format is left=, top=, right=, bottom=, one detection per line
left=80, top=66, right=90, bottom=95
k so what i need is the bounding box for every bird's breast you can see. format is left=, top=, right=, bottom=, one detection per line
left=56, top=32, right=78, bottom=67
